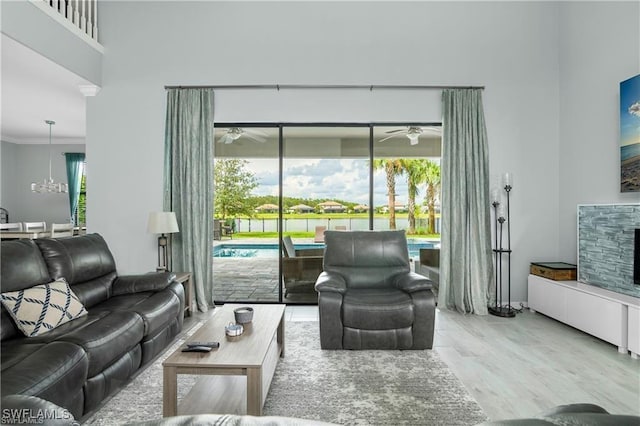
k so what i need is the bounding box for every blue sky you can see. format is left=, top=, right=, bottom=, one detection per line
left=620, top=74, right=640, bottom=147
left=248, top=158, right=411, bottom=207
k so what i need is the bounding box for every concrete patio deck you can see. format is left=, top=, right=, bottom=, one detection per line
left=212, top=237, right=421, bottom=304
left=213, top=238, right=318, bottom=304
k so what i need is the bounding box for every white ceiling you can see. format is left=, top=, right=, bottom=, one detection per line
left=1, top=34, right=89, bottom=144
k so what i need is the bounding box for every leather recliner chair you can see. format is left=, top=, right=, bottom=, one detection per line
left=315, top=230, right=436, bottom=350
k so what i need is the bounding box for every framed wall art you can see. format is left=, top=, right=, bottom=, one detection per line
left=620, top=74, right=640, bottom=193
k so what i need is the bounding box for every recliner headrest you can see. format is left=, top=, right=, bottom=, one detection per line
left=323, top=230, right=409, bottom=268
left=35, top=233, right=116, bottom=284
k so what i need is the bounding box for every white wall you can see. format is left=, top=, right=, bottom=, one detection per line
left=90, top=1, right=562, bottom=302
left=0, top=1, right=102, bottom=85
left=558, top=2, right=640, bottom=262
left=0, top=141, right=85, bottom=225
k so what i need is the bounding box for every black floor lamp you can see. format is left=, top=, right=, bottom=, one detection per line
left=489, top=173, right=516, bottom=318
left=147, top=212, right=179, bottom=272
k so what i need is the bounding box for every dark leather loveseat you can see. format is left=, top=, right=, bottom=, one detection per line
left=0, top=233, right=184, bottom=419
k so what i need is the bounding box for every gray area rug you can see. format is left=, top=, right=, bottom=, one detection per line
left=84, top=321, right=487, bottom=425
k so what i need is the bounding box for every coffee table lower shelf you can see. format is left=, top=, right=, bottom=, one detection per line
left=163, top=350, right=280, bottom=416
left=175, top=375, right=256, bottom=415
left=162, top=304, right=285, bottom=417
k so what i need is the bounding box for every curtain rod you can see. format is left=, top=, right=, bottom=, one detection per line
left=163, top=84, right=484, bottom=90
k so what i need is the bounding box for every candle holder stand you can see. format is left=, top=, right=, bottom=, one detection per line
left=489, top=183, right=516, bottom=318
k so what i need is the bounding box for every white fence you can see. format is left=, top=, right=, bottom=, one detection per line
left=232, top=217, right=441, bottom=234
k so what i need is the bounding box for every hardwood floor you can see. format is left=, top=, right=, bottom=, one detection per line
left=435, top=308, right=639, bottom=420
left=188, top=305, right=640, bottom=422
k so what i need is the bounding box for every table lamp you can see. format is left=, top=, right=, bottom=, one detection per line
left=147, top=212, right=179, bottom=271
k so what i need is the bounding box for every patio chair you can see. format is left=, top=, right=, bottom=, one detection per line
left=314, top=226, right=326, bottom=243
left=315, top=230, right=436, bottom=350
left=214, top=219, right=232, bottom=240
left=213, top=220, right=222, bottom=240
left=415, top=248, right=440, bottom=297
left=282, top=236, right=323, bottom=297
left=221, top=223, right=233, bottom=239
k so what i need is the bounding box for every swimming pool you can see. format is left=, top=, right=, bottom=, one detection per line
left=213, top=240, right=438, bottom=258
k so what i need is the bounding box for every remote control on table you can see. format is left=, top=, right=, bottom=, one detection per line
left=187, top=341, right=220, bottom=348
left=181, top=346, right=213, bottom=353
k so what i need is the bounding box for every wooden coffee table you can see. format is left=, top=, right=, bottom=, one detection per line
left=162, top=304, right=285, bottom=417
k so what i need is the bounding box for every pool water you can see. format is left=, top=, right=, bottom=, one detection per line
left=213, top=243, right=321, bottom=258
left=213, top=240, right=437, bottom=259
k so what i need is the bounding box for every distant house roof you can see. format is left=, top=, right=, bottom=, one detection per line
left=380, top=201, right=407, bottom=212
left=256, top=203, right=279, bottom=211
left=290, top=204, right=314, bottom=211
left=353, top=204, right=369, bottom=210
left=385, top=201, right=406, bottom=208
left=318, top=201, right=344, bottom=207
left=317, top=201, right=346, bottom=212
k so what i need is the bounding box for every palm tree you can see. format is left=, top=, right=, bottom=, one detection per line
left=373, top=159, right=403, bottom=229
left=400, top=159, right=428, bottom=234
left=422, top=160, right=441, bottom=235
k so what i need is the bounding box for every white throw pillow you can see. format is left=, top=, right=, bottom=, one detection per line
left=1, top=278, right=88, bottom=337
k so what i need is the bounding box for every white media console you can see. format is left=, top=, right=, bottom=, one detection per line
left=528, top=274, right=640, bottom=358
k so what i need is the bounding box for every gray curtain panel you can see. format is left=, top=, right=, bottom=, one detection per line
left=164, top=88, right=215, bottom=312
left=65, top=152, right=85, bottom=223
left=439, top=89, right=493, bottom=314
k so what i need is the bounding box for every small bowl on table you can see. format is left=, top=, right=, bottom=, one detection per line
left=225, top=323, right=244, bottom=337
left=234, top=307, right=254, bottom=324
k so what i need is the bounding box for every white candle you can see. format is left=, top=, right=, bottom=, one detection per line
left=503, top=172, right=513, bottom=188
left=490, top=187, right=501, bottom=204
left=497, top=203, right=507, bottom=221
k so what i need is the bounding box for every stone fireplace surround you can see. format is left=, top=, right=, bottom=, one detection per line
left=577, top=204, right=640, bottom=298
left=528, top=203, right=640, bottom=359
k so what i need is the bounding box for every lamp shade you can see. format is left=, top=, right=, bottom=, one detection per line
left=147, top=212, right=179, bottom=234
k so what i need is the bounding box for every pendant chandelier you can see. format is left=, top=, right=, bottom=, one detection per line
left=31, top=120, right=68, bottom=193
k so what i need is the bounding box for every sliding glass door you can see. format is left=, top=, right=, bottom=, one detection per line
left=213, top=123, right=441, bottom=304
left=373, top=125, right=443, bottom=257
left=213, top=126, right=280, bottom=303
left=281, top=126, right=370, bottom=303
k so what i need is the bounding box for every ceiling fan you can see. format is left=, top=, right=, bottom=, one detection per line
left=217, top=127, right=268, bottom=144
left=378, top=126, right=442, bottom=145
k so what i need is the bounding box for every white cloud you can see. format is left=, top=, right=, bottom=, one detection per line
left=629, top=101, right=640, bottom=118
left=246, top=158, right=416, bottom=207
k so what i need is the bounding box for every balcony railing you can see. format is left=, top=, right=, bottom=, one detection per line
left=38, top=0, right=98, bottom=42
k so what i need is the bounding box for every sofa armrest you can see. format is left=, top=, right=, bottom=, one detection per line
left=393, top=272, right=434, bottom=293
left=315, top=271, right=347, bottom=294
left=540, top=403, right=609, bottom=416
left=112, top=272, right=176, bottom=296
left=476, top=404, right=640, bottom=426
